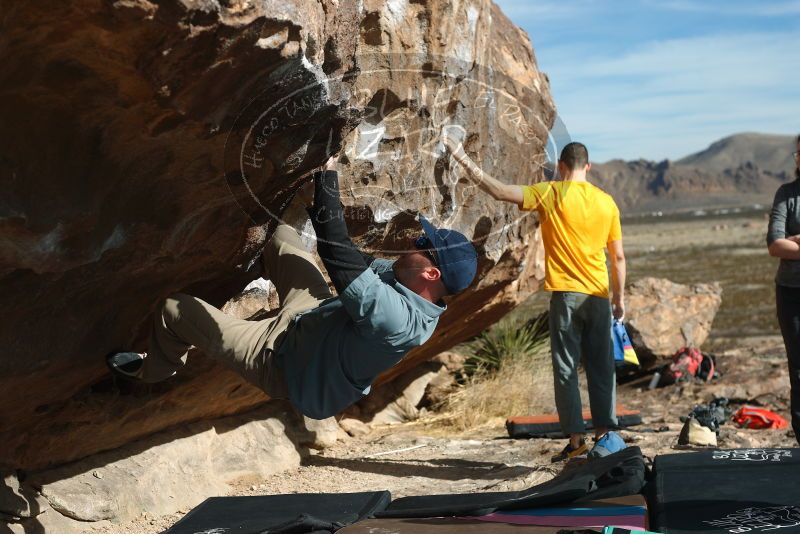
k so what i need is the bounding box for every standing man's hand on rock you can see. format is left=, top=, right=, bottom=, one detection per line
left=443, top=131, right=467, bottom=161
left=439, top=125, right=523, bottom=205
left=323, top=155, right=337, bottom=172
left=443, top=135, right=463, bottom=155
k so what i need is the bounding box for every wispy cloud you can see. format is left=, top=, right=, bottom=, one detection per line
left=492, top=0, right=800, bottom=161
left=491, top=0, right=598, bottom=20
left=651, top=0, right=800, bottom=16
left=573, top=32, right=796, bottom=88
left=545, top=31, right=800, bottom=160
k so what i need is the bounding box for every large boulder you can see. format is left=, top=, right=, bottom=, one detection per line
left=625, top=277, right=723, bottom=358
left=0, top=0, right=555, bottom=470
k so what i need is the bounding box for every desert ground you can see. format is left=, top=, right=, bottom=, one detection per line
left=95, top=210, right=796, bottom=534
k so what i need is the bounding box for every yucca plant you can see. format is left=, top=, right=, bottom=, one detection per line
left=463, top=311, right=550, bottom=377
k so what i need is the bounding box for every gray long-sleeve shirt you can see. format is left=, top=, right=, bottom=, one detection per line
left=279, top=170, right=446, bottom=419
left=276, top=258, right=444, bottom=419
left=767, top=180, right=800, bottom=287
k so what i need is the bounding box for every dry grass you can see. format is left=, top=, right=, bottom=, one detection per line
left=431, top=311, right=556, bottom=432
left=430, top=308, right=594, bottom=432
left=438, top=350, right=556, bottom=431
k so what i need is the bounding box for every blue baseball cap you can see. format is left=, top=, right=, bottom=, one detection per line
left=418, top=216, right=478, bottom=294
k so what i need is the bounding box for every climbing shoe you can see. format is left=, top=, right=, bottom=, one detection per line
left=588, top=431, right=626, bottom=460
left=550, top=439, right=589, bottom=463
left=106, top=351, right=146, bottom=379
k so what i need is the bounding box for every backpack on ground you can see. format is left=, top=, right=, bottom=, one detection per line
left=683, top=397, right=730, bottom=433
left=662, top=347, right=714, bottom=385
left=697, top=352, right=718, bottom=381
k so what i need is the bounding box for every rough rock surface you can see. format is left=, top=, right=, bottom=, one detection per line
left=625, top=277, right=723, bottom=359
left=1, top=471, right=48, bottom=520
left=0, top=0, right=554, bottom=471
left=301, top=415, right=349, bottom=449
left=355, top=362, right=444, bottom=425
left=348, top=351, right=467, bottom=424
left=3, top=402, right=315, bottom=530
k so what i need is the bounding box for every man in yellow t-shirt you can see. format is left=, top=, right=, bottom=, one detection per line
left=446, top=138, right=627, bottom=462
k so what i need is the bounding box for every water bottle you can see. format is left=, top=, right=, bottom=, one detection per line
left=648, top=371, right=661, bottom=390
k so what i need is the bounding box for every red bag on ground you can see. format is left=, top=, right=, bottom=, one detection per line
left=732, top=406, right=789, bottom=430
left=664, top=347, right=710, bottom=384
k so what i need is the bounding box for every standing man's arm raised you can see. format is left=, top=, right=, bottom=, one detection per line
left=444, top=136, right=524, bottom=207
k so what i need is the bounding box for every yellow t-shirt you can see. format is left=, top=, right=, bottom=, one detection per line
left=522, top=181, right=622, bottom=298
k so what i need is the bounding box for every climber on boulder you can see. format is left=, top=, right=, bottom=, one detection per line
left=107, top=156, right=478, bottom=420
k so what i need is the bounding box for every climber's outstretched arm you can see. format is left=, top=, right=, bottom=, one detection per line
left=304, top=160, right=372, bottom=293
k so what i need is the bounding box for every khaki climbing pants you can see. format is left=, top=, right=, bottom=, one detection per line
left=139, top=225, right=333, bottom=397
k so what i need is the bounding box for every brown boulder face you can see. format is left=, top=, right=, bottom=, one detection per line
left=0, top=0, right=555, bottom=470
left=625, top=277, right=723, bottom=359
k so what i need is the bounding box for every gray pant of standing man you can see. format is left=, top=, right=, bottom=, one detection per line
left=549, top=291, right=617, bottom=435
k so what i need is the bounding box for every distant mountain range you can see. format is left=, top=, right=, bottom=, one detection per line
left=586, top=133, right=797, bottom=214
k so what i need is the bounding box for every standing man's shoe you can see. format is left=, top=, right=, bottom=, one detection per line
left=550, top=438, right=589, bottom=463
left=106, top=352, right=146, bottom=379
left=588, top=431, right=626, bottom=459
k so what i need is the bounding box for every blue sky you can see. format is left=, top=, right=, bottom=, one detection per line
left=493, top=0, right=800, bottom=162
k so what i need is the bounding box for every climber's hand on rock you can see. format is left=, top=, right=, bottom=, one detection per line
left=323, top=155, right=338, bottom=172
left=296, top=178, right=315, bottom=208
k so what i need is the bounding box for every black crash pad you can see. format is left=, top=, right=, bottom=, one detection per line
left=648, top=448, right=800, bottom=534
left=162, top=491, right=391, bottom=534
left=507, top=409, right=643, bottom=439
left=377, top=447, right=646, bottom=519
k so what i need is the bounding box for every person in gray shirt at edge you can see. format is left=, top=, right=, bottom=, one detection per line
left=107, top=156, right=478, bottom=420
left=767, top=133, right=800, bottom=444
